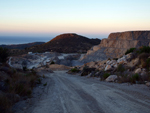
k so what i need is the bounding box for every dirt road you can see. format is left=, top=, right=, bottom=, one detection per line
left=16, top=71, right=150, bottom=113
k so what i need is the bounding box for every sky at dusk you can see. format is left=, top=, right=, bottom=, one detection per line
left=0, top=0, right=150, bottom=39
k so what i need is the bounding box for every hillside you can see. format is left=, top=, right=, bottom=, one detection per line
left=26, top=33, right=101, bottom=53
left=0, top=42, right=45, bottom=50
left=80, top=31, right=150, bottom=63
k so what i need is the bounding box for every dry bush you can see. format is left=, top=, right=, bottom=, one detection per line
left=6, top=72, right=38, bottom=96
left=138, top=53, right=150, bottom=61
left=0, top=67, right=39, bottom=112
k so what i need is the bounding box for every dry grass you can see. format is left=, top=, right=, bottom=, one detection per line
left=0, top=65, right=39, bottom=113
left=6, top=71, right=38, bottom=96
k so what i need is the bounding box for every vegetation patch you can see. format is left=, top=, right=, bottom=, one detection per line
left=50, top=61, right=55, bottom=65
left=0, top=64, right=39, bottom=112
left=138, top=46, right=150, bottom=53
left=102, top=73, right=110, bottom=80
left=43, top=82, right=47, bottom=86
left=117, top=64, right=125, bottom=72
left=0, top=47, right=9, bottom=63
left=129, top=73, right=140, bottom=84
left=125, top=48, right=136, bottom=55
left=70, top=67, right=80, bottom=73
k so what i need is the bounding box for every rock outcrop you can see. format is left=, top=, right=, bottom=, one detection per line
left=80, top=31, right=150, bottom=63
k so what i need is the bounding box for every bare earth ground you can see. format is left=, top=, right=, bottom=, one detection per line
left=13, top=71, right=150, bottom=113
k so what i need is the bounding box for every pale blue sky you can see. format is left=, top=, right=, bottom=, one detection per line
left=0, top=0, right=150, bottom=39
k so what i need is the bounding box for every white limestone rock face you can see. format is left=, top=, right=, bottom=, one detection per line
left=80, top=31, right=150, bottom=63
left=134, top=68, right=142, bottom=74
left=105, top=75, right=118, bottom=82
left=105, top=65, right=113, bottom=71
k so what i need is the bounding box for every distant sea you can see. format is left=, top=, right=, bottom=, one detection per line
left=0, top=36, right=52, bottom=45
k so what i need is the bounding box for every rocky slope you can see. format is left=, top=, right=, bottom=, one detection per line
left=27, top=33, right=101, bottom=53
left=80, top=31, right=150, bottom=63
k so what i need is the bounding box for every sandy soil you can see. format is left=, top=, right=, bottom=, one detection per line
left=13, top=71, right=150, bottom=113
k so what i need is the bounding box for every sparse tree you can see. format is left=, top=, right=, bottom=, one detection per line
left=0, top=47, right=9, bottom=63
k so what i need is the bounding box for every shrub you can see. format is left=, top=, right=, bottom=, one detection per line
left=23, top=66, right=27, bottom=71
left=139, top=53, right=150, bottom=60
left=129, top=73, right=140, bottom=83
left=125, top=48, right=136, bottom=55
left=117, top=64, right=125, bottom=72
left=43, top=82, right=47, bottom=86
left=132, top=73, right=140, bottom=81
left=117, top=74, right=129, bottom=83
left=139, top=46, right=150, bottom=53
left=0, top=47, right=9, bottom=63
left=0, top=66, right=39, bottom=112
left=70, top=67, right=80, bottom=73
left=31, top=69, right=36, bottom=75
left=103, top=73, right=110, bottom=80
left=146, top=58, right=150, bottom=69
left=138, top=53, right=150, bottom=69
left=50, top=61, right=55, bottom=64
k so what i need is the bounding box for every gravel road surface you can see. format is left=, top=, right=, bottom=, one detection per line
left=15, top=71, right=150, bottom=113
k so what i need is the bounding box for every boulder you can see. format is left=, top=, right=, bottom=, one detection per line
left=117, top=56, right=127, bottom=63
left=140, top=71, right=147, bottom=76
left=105, top=65, right=113, bottom=71
left=105, top=75, right=118, bottom=82
left=126, top=53, right=134, bottom=61
left=135, top=68, right=142, bottom=74
left=85, top=61, right=95, bottom=68
left=146, top=82, right=150, bottom=87
left=127, top=58, right=139, bottom=68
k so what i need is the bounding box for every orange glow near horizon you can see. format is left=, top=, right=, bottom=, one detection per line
left=1, top=19, right=150, bottom=37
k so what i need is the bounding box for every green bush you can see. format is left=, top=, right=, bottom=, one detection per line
left=37, top=78, right=41, bottom=84
left=43, top=82, right=47, bottom=86
left=138, top=53, right=150, bottom=69
left=117, top=64, right=125, bottom=72
left=0, top=47, right=9, bottom=63
left=125, top=48, right=136, bottom=55
left=23, top=66, right=27, bottom=71
left=129, top=73, right=140, bottom=83
left=50, top=61, right=55, bottom=64
left=103, top=73, right=110, bottom=80
left=139, top=46, right=150, bottom=53
left=70, top=67, right=80, bottom=73
left=132, top=73, right=140, bottom=81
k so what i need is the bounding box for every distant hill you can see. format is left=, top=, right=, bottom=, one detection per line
left=0, top=42, right=45, bottom=50
left=26, top=33, right=101, bottom=53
